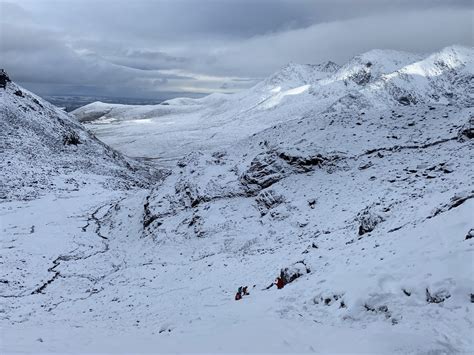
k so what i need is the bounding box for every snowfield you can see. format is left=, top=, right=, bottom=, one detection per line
left=1, top=46, right=474, bottom=354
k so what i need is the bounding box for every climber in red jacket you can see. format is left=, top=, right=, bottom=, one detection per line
left=235, top=286, right=243, bottom=300
left=276, top=277, right=285, bottom=289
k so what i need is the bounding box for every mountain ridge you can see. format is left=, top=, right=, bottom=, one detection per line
left=71, top=45, right=473, bottom=163
left=0, top=71, right=162, bottom=201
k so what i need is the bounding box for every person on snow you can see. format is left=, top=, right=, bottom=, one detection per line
left=235, top=290, right=242, bottom=300
left=235, top=286, right=250, bottom=300
left=235, top=286, right=243, bottom=301
left=276, top=277, right=285, bottom=289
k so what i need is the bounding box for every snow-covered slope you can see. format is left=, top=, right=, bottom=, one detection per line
left=0, top=71, right=161, bottom=201
left=2, top=46, right=473, bottom=353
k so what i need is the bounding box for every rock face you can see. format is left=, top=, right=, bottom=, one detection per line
left=240, top=149, right=331, bottom=193
left=241, top=151, right=287, bottom=192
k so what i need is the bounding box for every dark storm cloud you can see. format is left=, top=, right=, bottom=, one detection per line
left=1, top=0, right=472, bottom=97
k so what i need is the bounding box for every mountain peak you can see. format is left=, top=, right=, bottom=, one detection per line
left=334, top=49, right=422, bottom=85
left=262, top=61, right=340, bottom=89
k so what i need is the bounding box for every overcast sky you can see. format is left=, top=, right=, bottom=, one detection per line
left=1, top=0, right=472, bottom=98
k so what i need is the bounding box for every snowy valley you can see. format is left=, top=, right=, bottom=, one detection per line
left=1, top=46, right=473, bottom=353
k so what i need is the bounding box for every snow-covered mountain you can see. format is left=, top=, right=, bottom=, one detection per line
left=72, top=45, right=473, bottom=164
left=2, top=46, right=473, bottom=353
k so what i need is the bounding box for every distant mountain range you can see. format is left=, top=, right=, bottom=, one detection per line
left=43, top=93, right=206, bottom=112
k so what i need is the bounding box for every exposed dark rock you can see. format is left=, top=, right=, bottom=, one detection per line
left=143, top=197, right=159, bottom=228
left=398, top=96, right=411, bottom=105
left=364, top=304, right=395, bottom=323
left=313, top=293, right=345, bottom=307
left=358, top=161, right=373, bottom=170
left=0, top=69, right=10, bottom=89
left=175, top=181, right=206, bottom=208
left=14, top=90, right=24, bottom=97
left=240, top=149, right=331, bottom=193
left=426, top=288, right=451, bottom=303
left=63, top=132, right=81, bottom=146
left=465, top=228, right=474, bottom=240
left=255, top=189, right=284, bottom=216
left=357, top=208, right=384, bottom=236
left=429, top=191, right=474, bottom=218
left=280, top=261, right=310, bottom=286
left=349, top=69, right=371, bottom=85
left=278, top=151, right=325, bottom=171
left=210, top=151, right=227, bottom=165
left=240, top=151, right=286, bottom=192
left=189, top=212, right=205, bottom=238
left=458, top=116, right=474, bottom=141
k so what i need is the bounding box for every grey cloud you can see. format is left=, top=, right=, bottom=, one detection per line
left=100, top=50, right=190, bottom=71
left=1, top=0, right=473, bottom=98
left=203, top=7, right=474, bottom=78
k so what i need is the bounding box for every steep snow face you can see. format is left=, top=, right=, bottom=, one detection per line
left=73, top=46, right=473, bottom=163
left=396, top=45, right=473, bottom=78
left=0, top=74, right=160, bottom=201
left=331, top=49, right=421, bottom=85
left=378, top=45, right=474, bottom=106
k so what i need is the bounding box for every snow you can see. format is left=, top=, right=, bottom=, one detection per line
left=72, top=45, right=473, bottom=164
left=1, top=46, right=474, bottom=353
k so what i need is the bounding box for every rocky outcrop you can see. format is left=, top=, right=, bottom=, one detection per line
left=280, top=261, right=311, bottom=285
left=0, top=69, right=10, bottom=89
left=357, top=207, right=385, bottom=236
left=458, top=116, right=474, bottom=141
left=240, top=151, right=287, bottom=192
left=426, top=288, right=451, bottom=304
left=241, top=149, right=332, bottom=193
left=255, top=189, right=284, bottom=216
